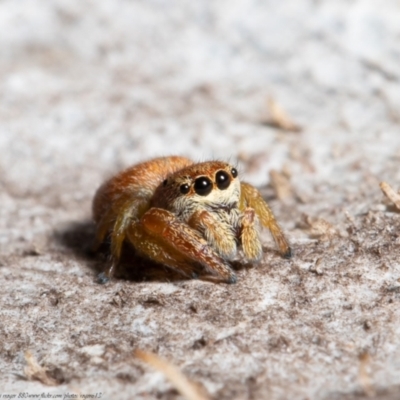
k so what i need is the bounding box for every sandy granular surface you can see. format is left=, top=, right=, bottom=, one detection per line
left=1, top=1, right=400, bottom=399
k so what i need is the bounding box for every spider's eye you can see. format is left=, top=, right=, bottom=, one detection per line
left=231, top=168, right=238, bottom=178
left=194, top=177, right=213, bottom=196
left=163, top=179, right=168, bottom=186
left=216, top=170, right=231, bottom=190
left=180, top=183, right=190, bottom=194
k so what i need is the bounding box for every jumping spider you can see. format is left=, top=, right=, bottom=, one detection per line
left=92, top=156, right=291, bottom=284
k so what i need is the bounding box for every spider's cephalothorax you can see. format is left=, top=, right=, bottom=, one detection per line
left=92, top=156, right=291, bottom=284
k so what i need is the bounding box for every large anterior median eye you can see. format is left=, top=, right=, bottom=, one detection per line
left=215, top=170, right=231, bottom=190
left=194, top=176, right=213, bottom=196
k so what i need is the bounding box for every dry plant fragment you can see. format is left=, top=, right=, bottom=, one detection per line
left=269, top=169, right=293, bottom=201
left=380, top=181, right=400, bottom=210
left=263, top=98, right=302, bottom=132
left=135, top=349, right=210, bottom=400
left=358, top=352, right=375, bottom=397
left=299, top=214, right=337, bottom=241
left=24, top=350, right=59, bottom=386
left=309, top=257, right=324, bottom=275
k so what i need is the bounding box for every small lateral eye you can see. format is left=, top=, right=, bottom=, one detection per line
left=180, top=183, right=190, bottom=194
left=216, top=170, right=231, bottom=190
left=163, top=179, right=168, bottom=186
left=231, top=168, right=238, bottom=178
left=194, top=177, right=213, bottom=196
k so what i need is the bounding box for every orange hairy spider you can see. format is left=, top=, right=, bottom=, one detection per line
left=92, top=156, right=291, bottom=284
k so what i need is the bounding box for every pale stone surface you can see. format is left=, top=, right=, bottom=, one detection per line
left=1, top=1, right=400, bottom=399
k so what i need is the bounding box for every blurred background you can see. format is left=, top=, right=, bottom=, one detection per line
left=1, top=0, right=399, bottom=194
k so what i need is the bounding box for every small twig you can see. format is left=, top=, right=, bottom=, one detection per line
left=298, top=214, right=337, bottom=241
left=269, top=169, right=293, bottom=201
left=135, top=349, right=210, bottom=400
left=358, top=352, right=375, bottom=397
left=24, top=351, right=59, bottom=386
left=380, top=181, right=400, bottom=210
left=263, top=98, right=302, bottom=132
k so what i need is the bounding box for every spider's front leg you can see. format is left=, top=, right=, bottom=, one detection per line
left=240, top=182, right=292, bottom=259
left=126, top=208, right=237, bottom=283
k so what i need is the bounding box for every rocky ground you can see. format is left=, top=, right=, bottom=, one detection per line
left=1, top=1, right=400, bottom=399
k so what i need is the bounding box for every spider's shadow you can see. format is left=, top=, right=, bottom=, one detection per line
left=55, top=220, right=200, bottom=283
left=54, top=220, right=100, bottom=273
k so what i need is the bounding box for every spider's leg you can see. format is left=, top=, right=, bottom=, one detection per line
left=94, top=198, right=149, bottom=283
left=126, top=208, right=237, bottom=283
left=240, top=182, right=292, bottom=258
